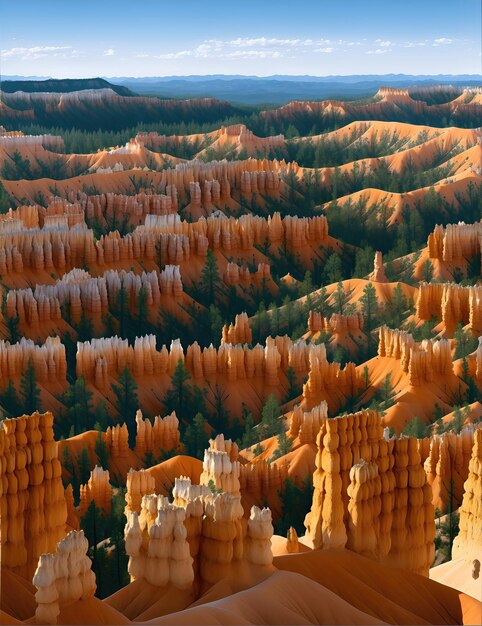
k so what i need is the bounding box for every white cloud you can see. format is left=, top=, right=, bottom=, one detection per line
left=375, top=39, right=392, bottom=47
left=103, top=48, right=115, bottom=56
left=152, top=37, right=347, bottom=61
left=433, top=38, right=453, bottom=45
left=366, top=48, right=391, bottom=55
left=1, top=45, right=77, bottom=60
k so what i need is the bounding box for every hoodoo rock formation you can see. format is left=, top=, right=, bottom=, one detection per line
left=415, top=283, right=482, bottom=334
left=134, top=409, right=181, bottom=458
left=452, top=429, right=482, bottom=562
left=371, top=251, right=388, bottom=282
left=422, top=426, right=480, bottom=512
left=32, top=530, right=96, bottom=625
left=378, top=326, right=453, bottom=385
left=79, top=465, right=112, bottom=516
left=0, top=412, right=67, bottom=579
left=2, top=90, right=482, bottom=625
left=304, top=410, right=435, bottom=576
left=222, top=312, right=253, bottom=345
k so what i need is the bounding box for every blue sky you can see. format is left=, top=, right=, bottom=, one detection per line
left=2, top=0, right=480, bottom=77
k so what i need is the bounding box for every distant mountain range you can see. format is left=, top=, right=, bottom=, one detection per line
left=2, top=74, right=481, bottom=105
left=0, top=77, right=135, bottom=97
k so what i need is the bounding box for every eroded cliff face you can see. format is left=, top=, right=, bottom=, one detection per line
left=222, top=312, right=253, bottom=345
left=452, top=428, right=482, bottom=561
left=124, top=479, right=274, bottom=590
left=378, top=326, right=453, bottom=385
left=415, top=282, right=482, bottom=334
left=304, top=410, right=435, bottom=576
left=4, top=266, right=184, bottom=335
left=308, top=311, right=365, bottom=335
left=32, top=530, right=96, bottom=625
left=0, top=412, right=67, bottom=579
left=79, top=465, right=112, bottom=516
left=0, top=336, right=67, bottom=386
left=301, top=342, right=361, bottom=411
left=428, top=222, right=482, bottom=268
left=134, top=409, right=181, bottom=458
left=422, top=426, right=480, bottom=512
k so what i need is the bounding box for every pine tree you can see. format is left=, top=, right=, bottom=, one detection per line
left=454, top=323, right=478, bottom=359
left=137, top=286, right=148, bottom=335
left=111, top=366, right=138, bottom=447
left=163, top=359, right=192, bottom=422
left=324, top=253, right=343, bottom=284
left=75, top=310, right=93, bottom=342
left=20, top=358, right=41, bottom=414
left=116, top=280, right=128, bottom=337
left=0, top=380, right=21, bottom=417
left=403, top=416, right=429, bottom=438
left=421, top=259, right=434, bottom=282
left=199, top=249, right=222, bottom=304
left=332, top=282, right=354, bottom=315
left=95, top=399, right=110, bottom=430
left=257, top=394, right=281, bottom=440
left=95, top=425, right=110, bottom=469
left=79, top=447, right=91, bottom=484
left=184, top=412, right=209, bottom=459
left=62, top=375, right=93, bottom=434
left=6, top=314, right=20, bottom=343
left=373, top=373, right=396, bottom=411
left=299, top=270, right=314, bottom=297
left=285, top=366, right=301, bottom=402
left=269, top=428, right=293, bottom=462
left=360, top=282, right=379, bottom=336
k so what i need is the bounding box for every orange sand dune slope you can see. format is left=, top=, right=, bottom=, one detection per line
left=148, top=570, right=386, bottom=625
left=273, top=549, right=481, bottom=626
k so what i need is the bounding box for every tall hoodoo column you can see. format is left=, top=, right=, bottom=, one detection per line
left=304, top=410, right=434, bottom=575
left=0, top=412, right=67, bottom=579
left=452, top=429, right=482, bottom=562
left=32, top=530, right=96, bottom=625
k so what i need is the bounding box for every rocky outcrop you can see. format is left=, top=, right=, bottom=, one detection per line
left=428, top=221, right=482, bottom=267
left=141, top=211, right=328, bottom=255
left=304, top=410, right=435, bottom=576
left=135, top=409, right=181, bottom=459
left=125, top=499, right=194, bottom=589
left=378, top=326, right=453, bottom=384
left=370, top=252, right=387, bottom=282
left=222, top=313, right=253, bottom=345
left=0, top=132, right=64, bottom=153
left=77, top=334, right=323, bottom=393
left=5, top=267, right=184, bottom=332
left=224, top=262, right=271, bottom=288
left=32, top=530, right=96, bottom=625
left=104, top=423, right=130, bottom=459
left=289, top=401, right=328, bottom=444
left=124, top=480, right=274, bottom=589
left=79, top=465, right=112, bottom=516
left=65, top=187, right=178, bottom=226
left=423, top=426, right=479, bottom=512
left=308, top=311, right=365, bottom=335
left=125, top=468, right=156, bottom=514
left=200, top=449, right=241, bottom=495
left=245, top=506, right=274, bottom=566
left=415, top=282, right=482, bottom=334
left=239, top=460, right=288, bottom=504
left=0, top=412, right=67, bottom=579
left=346, top=459, right=381, bottom=559
left=301, top=342, right=360, bottom=410
left=452, top=428, right=482, bottom=561
left=0, top=336, right=67, bottom=385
